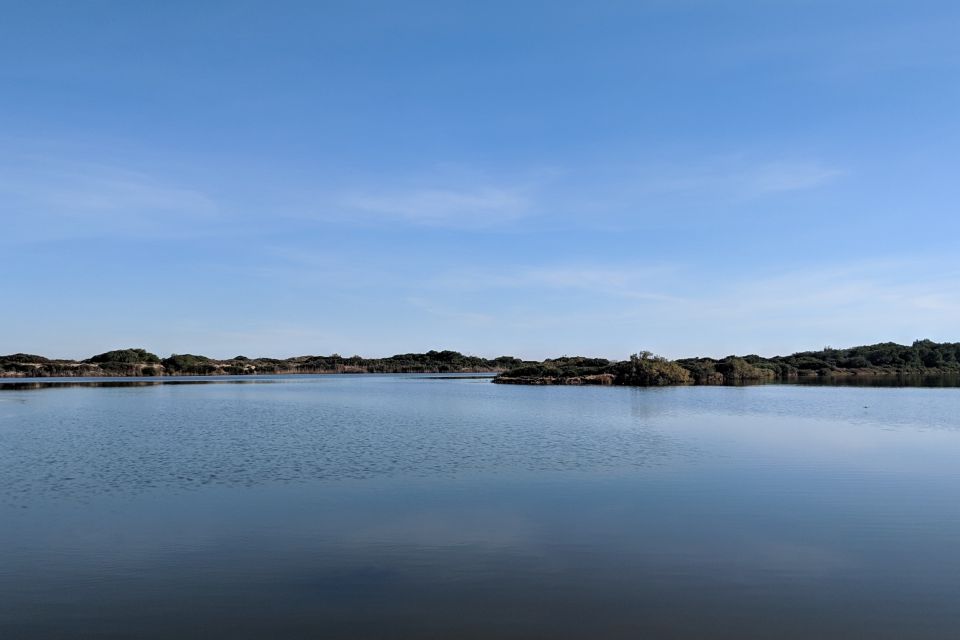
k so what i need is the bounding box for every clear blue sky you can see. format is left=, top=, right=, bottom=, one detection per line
left=2, top=1, right=958, bottom=360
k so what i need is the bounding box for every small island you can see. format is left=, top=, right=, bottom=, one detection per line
left=2, top=341, right=959, bottom=386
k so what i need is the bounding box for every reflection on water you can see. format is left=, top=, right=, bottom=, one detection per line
left=793, top=373, right=960, bottom=387
left=0, top=377, right=685, bottom=502
left=3, top=372, right=959, bottom=393
left=2, top=376, right=960, bottom=639
left=0, top=376, right=278, bottom=391
left=0, top=373, right=495, bottom=391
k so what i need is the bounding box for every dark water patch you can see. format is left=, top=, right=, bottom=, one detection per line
left=0, top=376, right=283, bottom=391
left=790, top=374, right=960, bottom=388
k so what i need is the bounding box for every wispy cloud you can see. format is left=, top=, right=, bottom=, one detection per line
left=0, top=154, right=221, bottom=241
left=430, top=264, right=684, bottom=302
left=338, top=185, right=531, bottom=227
left=0, top=144, right=845, bottom=246
left=417, top=258, right=960, bottom=359
left=743, top=161, right=846, bottom=195
left=631, top=156, right=845, bottom=200
left=37, top=166, right=219, bottom=217
left=716, top=261, right=960, bottom=321
left=406, top=297, right=496, bottom=325
left=726, top=13, right=960, bottom=79
left=289, top=156, right=845, bottom=234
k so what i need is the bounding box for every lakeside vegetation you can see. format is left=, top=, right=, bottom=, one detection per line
left=0, top=349, right=522, bottom=378
left=494, top=340, right=960, bottom=386
left=2, top=341, right=959, bottom=385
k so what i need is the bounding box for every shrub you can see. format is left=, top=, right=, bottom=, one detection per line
left=87, top=348, right=160, bottom=364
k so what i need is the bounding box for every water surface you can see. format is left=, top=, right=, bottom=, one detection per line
left=2, top=375, right=959, bottom=638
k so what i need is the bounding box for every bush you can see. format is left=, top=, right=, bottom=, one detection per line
left=840, top=356, right=870, bottom=369
left=87, top=348, right=160, bottom=364
left=613, top=354, right=691, bottom=386
left=162, top=354, right=216, bottom=374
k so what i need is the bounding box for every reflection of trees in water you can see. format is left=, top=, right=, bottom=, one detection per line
left=628, top=386, right=677, bottom=422
left=0, top=379, right=277, bottom=391
left=793, top=374, right=960, bottom=388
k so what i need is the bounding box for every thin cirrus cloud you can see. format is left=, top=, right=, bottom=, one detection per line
left=405, top=297, right=496, bottom=326
left=719, top=262, right=960, bottom=321
left=412, top=259, right=960, bottom=359
left=730, top=14, right=960, bottom=78
left=652, top=261, right=960, bottom=355
left=312, top=156, right=842, bottom=230
left=0, top=148, right=843, bottom=243
left=428, top=264, right=686, bottom=303
left=744, top=162, right=846, bottom=196
left=335, top=185, right=532, bottom=228
left=626, top=157, right=846, bottom=200
left=0, top=156, right=221, bottom=241
left=40, top=170, right=218, bottom=218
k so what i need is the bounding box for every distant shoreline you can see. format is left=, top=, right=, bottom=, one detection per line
left=0, top=367, right=505, bottom=379
left=0, top=349, right=516, bottom=379
left=0, top=367, right=504, bottom=380
left=2, top=341, right=959, bottom=387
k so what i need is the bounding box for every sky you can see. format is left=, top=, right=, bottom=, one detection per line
left=2, top=0, right=959, bottom=360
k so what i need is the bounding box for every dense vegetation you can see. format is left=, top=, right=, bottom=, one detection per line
left=2, top=341, right=959, bottom=384
left=497, top=353, right=692, bottom=386
left=494, top=340, right=960, bottom=386
left=0, top=349, right=522, bottom=378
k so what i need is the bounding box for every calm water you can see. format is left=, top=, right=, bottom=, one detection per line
left=2, top=375, right=960, bottom=639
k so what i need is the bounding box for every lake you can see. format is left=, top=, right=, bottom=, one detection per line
left=2, top=375, right=960, bottom=639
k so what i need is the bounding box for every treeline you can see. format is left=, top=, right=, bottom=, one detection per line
left=4, top=341, right=960, bottom=384
left=494, top=340, right=960, bottom=386
left=0, top=348, right=524, bottom=378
